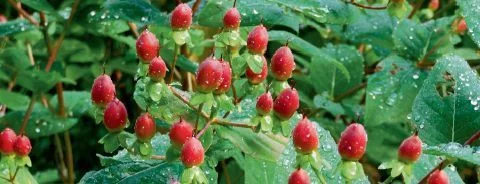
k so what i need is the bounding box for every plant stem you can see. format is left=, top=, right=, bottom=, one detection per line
left=6, top=0, right=39, bottom=26
left=214, top=119, right=256, bottom=130
left=195, top=120, right=213, bottom=138
left=191, top=0, right=202, bottom=16
left=168, top=44, right=180, bottom=84
left=195, top=103, right=204, bottom=131
left=333, top=82, right=367, bottom=102
left=168, top=86, right=210, bottom=119
left=64, top=131, right=74, bottom=184
left=54, top=134, right=68, bottom=183
left=127, top=22, right=139, bottom=38
left=221, top=160, right=232, bottom=184
left=151, top=155, right=166, bottom=160
left=408, top=0, right=426, bottom=19
left=20, top=96, right=36, bottom=135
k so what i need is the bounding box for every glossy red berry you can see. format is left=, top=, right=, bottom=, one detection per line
left=0, top=14, right=7, bottom=23
left=427, top=169, right=449, bottom=184
left=288, top=168, right=310, bottom=184
left=271, top=46, right=295, bottom=81
left=170, top=3, right=192, bottom=30
left=91, top=74, right=116, bottom=107
left=338, top=123, right=367, bottom=161
left=181, top=137, right=204, bottom=167
left=103, top=99, right=128, bottom=132
left=256, top=92, right=273, bottom=115
left=148, top=57, right=168, bottom=82
left=14, top=135, right=31, bottom=157
left=0, top=128, right=17, bottom=155
left=196, top=58, right=223, bottom=93
left=398, top=134, right=422, bottom=163
left=169, top=119, right=194, bottom=147
left=134, top=113, right=157, bottom=142
left=292, top=117, right=318, bottom=154
left=453, top=18, right=467, bottom=34
left=223, top=7, right=241, bottom=30
left=245, top=56, right=268, bottom=85
left=429, top=0, right=439, bottom=11
left=136, top=30, right=160, bottom=62
left=214, top=60, right=232, bottom=94
left=246, top=25, right=269, bottom=54
left=273, top=88, right=299, bottom=120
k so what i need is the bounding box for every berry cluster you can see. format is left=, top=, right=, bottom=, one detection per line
left=0, top=128, right=32, bottom=157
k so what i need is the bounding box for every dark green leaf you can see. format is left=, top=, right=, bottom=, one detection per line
left=50, top=91, right=92, bottom=117
left=94, top=0, right=168, bottom=25
left=0, top=90, right=30, bottom=111
left=21, top=0, right=55, bottom=12
left=457, top=0, right=480, bottom=47
left=424, top=142, right=480, bottom=165
left=0, top=19, right=36, bottom=36
left=269, top=30, right=321, bottom=57
left=313, top=95, right=345, bottom=116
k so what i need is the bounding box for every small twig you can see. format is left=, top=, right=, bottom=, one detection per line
left=6, top=0, right=39, bottom=26
left=54, top=134, right=68, bottom=183
left=214, top=119, right=256, bottom=130
left=64, top=131, right=74, bottom=184
left=221, top=160, right=232, bottom=184
left=39, top=12, right=53, bottom=55
left=333, top=82, right=367, bottom=102
left=195, top=120, right=213, bottom=138
left=346, top=0, right=389, bottom=10
left=26, top=43, right=35, bottom=65
left=191, top=0, right=202, bottom=16
left=408, top=0, right=426, bottom=19
left=168, top=86, right=210, bottom=119
left=168, top=45, right=180, bottom=84
left=127, top=22, right=139, bottom=38
left=464, top=130, right=480, bottom=145
left=417, top=34, right=450, bottom=68
left=20, top=96, right=36, bottom=135
left=151, top=155, right=166, bottom=160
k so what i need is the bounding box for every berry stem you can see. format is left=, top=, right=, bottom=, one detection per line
left=168, top=44, right=180, bottom=84
left=192, top=0, right=202, bottom=16
left=128, top=22, right=139, bottom=38
left=345, top=0, right=389, bottom=10
left=20, top=95, right=36, bottom=135
left=195, top=120, right=213, bottom=138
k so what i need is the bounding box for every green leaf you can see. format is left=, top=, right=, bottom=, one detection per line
left=21, top=0, right=55, bottom=12
left=16, top=69, right=63, bottom=92
left=412, top=55, right=480, bottom=145
left=0, top=47, right=32, bottom=70
left=365, top=123, right=410, bottom=163
left=33, top=169, right=60, bottom=184
left=457, top=0, right=480, bottom=47
left=0, top=104, right=78, bottom=138
left=424, top=142, right=480, bottom=165
left=309, top=44, right=363, bottom=98
left=313, top=95, right=345, bottom=116
left=8, top=167, right=38, bottom=184
left=79, top=162, right=183, bottom=184
left=245, top=54, right=264, bottom=74
left=365, top=56, right=428, bottom=126
left=411, top=154, right=465, bottom=184
left=50, top=91, right=92, bottom=117
left=0, top=90, right=29, bottom=111
left=99, top=132, right=121, bottom=153
left=94, top=0, right=168, bottom=26
left=268, top=30, right=322, bottom=57
left=0, top=19, right=36, bottom=36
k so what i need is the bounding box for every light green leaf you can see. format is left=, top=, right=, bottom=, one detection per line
left=0, top=90, right=29, bottom=111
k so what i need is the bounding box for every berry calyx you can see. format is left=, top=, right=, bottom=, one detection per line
left=103, top=99, right=128, bottom=132
left=428, top=0, right=439, bottom=11
left=223, top=7, right=241, bottom=30
left=169, top=119, right=194, bottom=147
left=196, top=57, right=223, bottom=93
left=91, top=74, right=116, bottom=107
left=245, top=56, right=268, bottom=85
left=338, top=123, right=367, bottom=161
left=14, top=135, right=32, bottom=157
left=427, top=169, right=449, bottom=184
left=0, top=128, right=17, bottom=155
left=288, top=168, right=310, bottom=184
left=292, top=117, right=318, bottom=154
left=181, top=137, right=204, bottom=168
left=246, top=25, right=269, bottom=54
left=453, top=18, right=467, bottom=34
left=136, top=29, right=160, bottom=62
left=273, top=88, right=299, bottom=120
left=398, top=133, right=422, bottom=163
left=214, top=59, right=232, bottom=94
left=134, top=112, right=157, bottom=142
left=271, top=45, right=295, bottom=81
left=148, top=57, right=168, bottom=82
left=256, top=92, right=273, bottom=115
left=170, top=3, right=192, bottom=30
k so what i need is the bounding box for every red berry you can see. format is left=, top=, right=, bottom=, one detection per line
left=91, top=74, right=116, bottom=107
left=256, top=92, right=273, bottom=115
left=103, top=99, right=128, bottom=132
left=271, top=46, right=295, bottom=81
left=246, top=25, right=269, bottom=54
left=245, top=56, right=268, bottom=85
left=427, top=169, right=449, bottom=184
left=169, top=119, right=194, bottom=147
left=14, top=135, right=31, bottom=157
left=196, top=57, right=223, bottom=93
left=273, top=88, right=299, bottom=120
left=214, top=60, right=232, bottom=94
left=0, top=128, right=17, bottom=155
left=148, top=57, right=168, bottom=82
left=134, top=113, right=157, bottom=142
left=292, top=117, right=318, bottom=154
left=170, top=3, right=192, bottom=30
left=181, top=137, right=204, bottom=167
left=429, top=0, right=439, bottom=11
left=453, top=18, right=467, bottom=34
left=398, top=134, right=422, bottom=163
left=136, top=30, right=160, bottom=62
left=288, top=168, right=310, bottom=184
left=0, top=14, right=7, bottom=23
left=223, top=7, right=241, bottom=30
left=338, top=123, right=367, bottom=161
